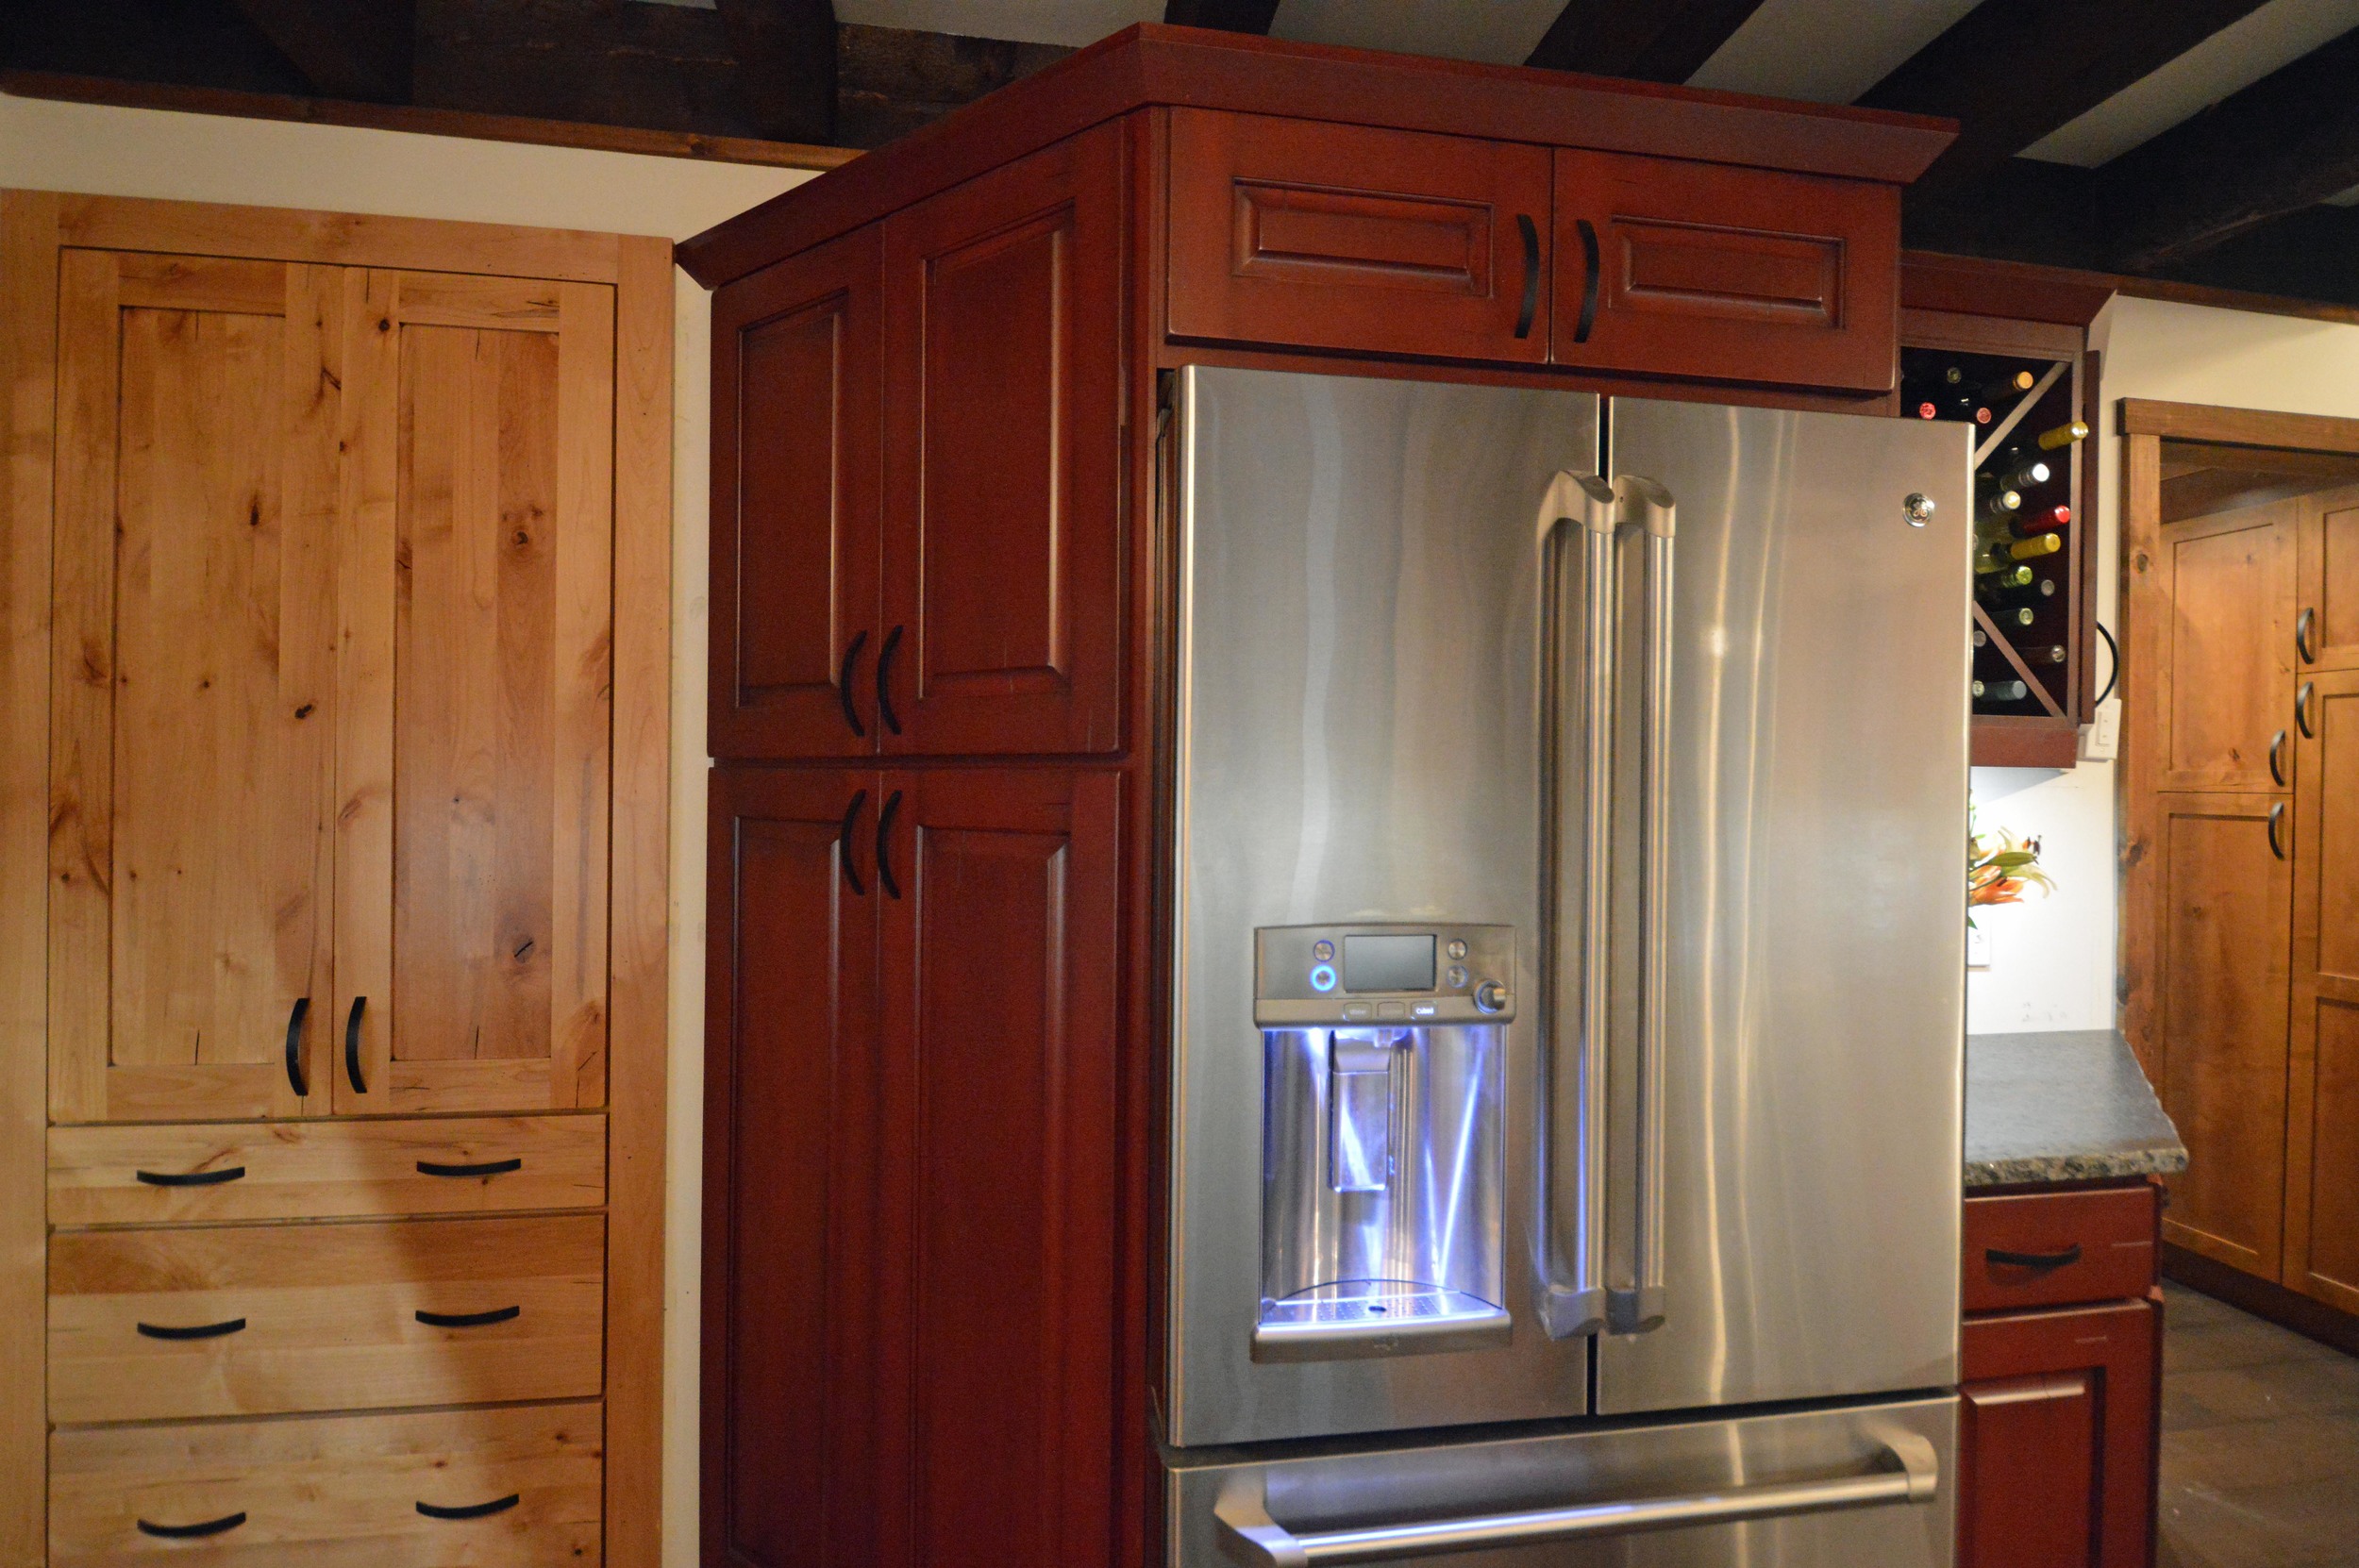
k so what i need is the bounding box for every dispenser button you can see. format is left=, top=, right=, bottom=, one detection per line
left=1309, top=963, right=1337, bottom=993
left=1412, top=1002, right=1438, bottom=1019
left=1312, top=940, right=1335, bottom=961
left=1473, top=980, right=1511, bottom=1015
left=1342, top=1002, right=1372, bottom=1022
left=1445, top=964, right=1468, bottom=989
left=1377, top=1001, right=1407, bottom=1020
left=1446, top=939, right=1468, bottom=960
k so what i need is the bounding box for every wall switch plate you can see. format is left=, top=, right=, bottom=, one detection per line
left=2080, top=696, right=2121, bottom=761
left=1966, top=924, right=1992, bottom=970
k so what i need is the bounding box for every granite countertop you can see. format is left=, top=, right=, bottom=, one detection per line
left=1965, top=1029, right=2189, bottom=1188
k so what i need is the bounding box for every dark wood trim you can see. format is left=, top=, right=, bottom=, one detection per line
left=1162, top=1, right=1279, bottom=31
left=2078, top=348, right=2102, bottom=716
left=2163, top=1242, right=2359, bottom=1358
left=1970, top=714, right=2078, bottom=769
left=0, top=70, right=860, bottom=173
left=678, top=23, right=1954, bottom=288
left=1900, top=306, right=2082, bottom=359
left=1525, top=0, right=1773, bottom=83
left=1902, top=252, right=2114, bottom=329
left=2118, top=399, right=2359, bottom=454
left=226, top=0, right=414, bottom=104
left=714, top=0, right=840, bottom=145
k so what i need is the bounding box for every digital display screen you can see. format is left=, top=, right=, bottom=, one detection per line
left=1343, top=934, right=1436, bottom=993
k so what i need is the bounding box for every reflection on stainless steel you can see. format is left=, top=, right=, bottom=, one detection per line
left=1169, top=1395, right=1958, bottom=1568
left=1617, top=477, right=1677, bottom=1339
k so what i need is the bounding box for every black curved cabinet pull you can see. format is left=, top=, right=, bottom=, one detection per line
left=138, top=1317, right=246, bottom=1341
left=2270, top=728, right=2288, bottom=788
left=137, top=1165, right=246, bottom=1188
left=417, top=1157, right=522, bottom=1179
left=138, top=1512, right=246, bottom=1539
left=2298, top=605, right=2317, bottom=664
left=1514, top=213, right=1540, bottom=340
left=415, top=1305, right=521, bottom=1328
left=838, top=789, right=868, bottom=897
left=1572, top=218, right=1601, bottom=344
left=2269, top=800, right=2288, bottom=862
left=417, top=1493, right=520, bottom=1521
left=876, top=624, right=904, bottom=736
left=836, top=628, right=869, bottom=738
left=1985, top=1243, right=2082, bottom=1270
left=2298, top=680, right=2317, bottom=739
left=284, top=995, right=310, bottom=1097
left=876, top=790, right=903, bottom=901
left=344, top=995, right=368, bottom=1094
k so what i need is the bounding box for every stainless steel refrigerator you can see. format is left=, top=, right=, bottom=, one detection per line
left=1162, top=366, right=1969, bottom=1565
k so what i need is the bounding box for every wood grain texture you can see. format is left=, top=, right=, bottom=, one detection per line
left=604, top=232, right=674, bottom=1568
left=2120, top=398, right=2359, bottom=452
left=0, top=184, right=61, bottom=1568
left=2298, top=485, right=2359, bottom=673
left=2286, top=669, right=2359, bottom=1313
left=2150, top=498, right=2295, bottom=792
left=47, top=1114, right=607, bottom=1226
left=880, top=125, right=1127, bottom=758
left=1963, top=1184, right=2160, bottom=1315
left=50, top=1400, right=604, bottom=1568
left=48, top=1213, right=604, bottom=1424
left=59, top=193, right=627, bottom=284
left=2121, top=431, right=2167, bottom=1071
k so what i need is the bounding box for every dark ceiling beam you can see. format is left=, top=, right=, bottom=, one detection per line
left=1857, top=0, right=2275, bottom=193
left=1163, top=1, right=1280, bottom=32
left=714, top=0, right=838, bottom=144
left=2100, top=25, right=2359, bottom=271
left=1526, top=0, right=1769, bottom=80
left=226, top=0, right=414, bottom=103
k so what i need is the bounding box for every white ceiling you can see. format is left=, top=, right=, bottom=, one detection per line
left=833, top=0, right=2359, bottom=176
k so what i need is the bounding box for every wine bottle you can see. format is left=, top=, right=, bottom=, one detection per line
left=1981, top=487, right=2023, bottom=520
left=1983, top=532, right=2063, bottom=564
left=2042, top=644, right=2067, bottom=664
left=1972, top=626, right=1988, bottom=650
left=2012, top=504, right=2071, bottom=537
left=1984, top=458, right=2051, bottom=491
left=2036, top=420, right=2089, bottom=451
left=1983, top=368, right=2037, bottom=400
left=1942, top=365, right=1966, bottom=387
left=1977, top=563, right=2035, bottom=593
left=2006, top=606, right=2036, bottom=627
left=1915, top=399, right=1939, bottom=421
left=1972, top=678, right=2030, bottom=702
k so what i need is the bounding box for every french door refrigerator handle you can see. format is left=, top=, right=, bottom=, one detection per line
left=1213, top=1431, right=1937, bottom=1566
left=1536, top=470, right=1617, bottom=1341
left=1613, top=475, right=1675, bottom=1337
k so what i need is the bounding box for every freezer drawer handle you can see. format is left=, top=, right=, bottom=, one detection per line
left=1213, top=1432, right=1938, bottom=1567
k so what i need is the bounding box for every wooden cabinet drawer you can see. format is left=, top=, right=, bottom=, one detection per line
left=1168, top=108, right=1552, bottom=363
left=1552, top=150, right=1897, bottom=392
left=49, top=1214, right=603, bottom=1423
left=1963, top=1184, right=2158, bottom=1313
left=48, top=1115, right=605, bottom=1226
left=50, top=1401, right=601, bottom=1566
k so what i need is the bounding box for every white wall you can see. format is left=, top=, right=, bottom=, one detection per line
left=0, top=92, right=810, bottom=1567
left=1966, top=294, right=2359, bottom=1033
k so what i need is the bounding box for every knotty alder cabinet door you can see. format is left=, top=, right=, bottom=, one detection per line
left=2297, top=483, right=2359, bottom=672
left=2144, top=497, right=2299, bottom=792
left=2286, top=670, right=2359, bottom=1311
left=703, top=766, right=1121, bottom=1568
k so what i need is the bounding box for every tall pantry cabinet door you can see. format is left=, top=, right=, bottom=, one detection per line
left=2296, top=482, right=2359, bottom=672
left=49, top=251, right=342, bottom=1124
left=2145, top=498, right=2298, bottom=792
left=335, top=271, right=614, bottom=1114
left=872, top=770, right=1122, bottom=1568
left=711, top=226, right=883, bottom=759
left=878, top=125, right=1126, bottom=758
left=2285, top=670, right=2359, bottom=1310
left=2137, top=792, right=2294, bottom=1276
left=702, top=767, right=883, bottom=1568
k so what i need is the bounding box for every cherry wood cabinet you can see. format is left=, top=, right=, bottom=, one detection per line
left=703, top=765, right=1122, bottom=1568
left=1957, top=1181, right=2163, bottom=1568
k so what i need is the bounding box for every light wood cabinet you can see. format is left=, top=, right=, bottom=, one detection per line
left=2286, top=667, right=2359, bottom=1311
left=2, top=192, right=671, bottom=1567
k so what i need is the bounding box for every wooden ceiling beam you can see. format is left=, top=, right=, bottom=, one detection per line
left=1163, top=2, right=1280, bottom=34
left=1526, top=0, right=1769, bottom=80
left=714, top=0, right=838, bottom=145
left=224, top=0, right=414, bottom=102
left=1857, top=0, right=2275, bottom=193
left=2100, top=25, right=2359, bottom=271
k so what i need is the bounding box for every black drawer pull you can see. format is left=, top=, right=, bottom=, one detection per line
left=137, top=1165, right=246, bottom=1188
left=1985, top=1243, right=2083, bottom=1270
left=415, top=1305, right=521, bottom=1328
left=344, top=995, right=368, bottom=1093
left=284, top=994, right=310, bottom=1096
left=416, top=1157, right=522, bottom=1178
left=138, top=1317, right=246, bottom=1341
left=138, top=1512, right=246, bottom=1539
left=417, top=1493, right=520, bottom=1521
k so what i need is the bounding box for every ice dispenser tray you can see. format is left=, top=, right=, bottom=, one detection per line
left=1253, top=925, right=1513, bottom=1359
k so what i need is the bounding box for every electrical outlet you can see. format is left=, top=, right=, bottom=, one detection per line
left=1966, top=925, right=1992, bottom=970
left=2080, top=695, right=2121, bottom=761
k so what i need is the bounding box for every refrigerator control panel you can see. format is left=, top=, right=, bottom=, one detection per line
left=1253, top=924, right=1514, bottom=1026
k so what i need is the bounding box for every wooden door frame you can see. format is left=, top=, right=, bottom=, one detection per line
left=0, top=191, right=673, bottom=1568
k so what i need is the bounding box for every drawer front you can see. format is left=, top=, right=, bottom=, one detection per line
left=49, top=1114, right=605, bottom=1226
left=1552, top=149, right=1898, bottom=393
left=1167, top=108, right=1552, bottom=363
left=1964, top=1184, right=2158, bottom=1313
left=50, top=1401, right=601, bottom=1566
left=50, top=1214, right=604, bottom=1423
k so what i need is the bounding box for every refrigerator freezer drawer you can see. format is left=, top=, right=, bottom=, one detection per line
left=1166, top=1395, right=1955, bottom=1567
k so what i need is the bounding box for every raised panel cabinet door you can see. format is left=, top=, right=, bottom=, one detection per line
left=880, top=125, right=1126, bottom=757
left=1957, top=1299, right=2159, bottom=1568
left=1551, top=150, right=1898, bottom=393
left=702, top=766, right=884, bottom=1568
left=2286, top=669, right=2359, bottom=1311
left=2137, top=791, right=2294, bottom=1276
left=711, top=226, right=884, bottom=759
left=2296, top=481, right=2359, bottom=672
left=48, top=251, right=343, bottom=1125
left=872, top=769, right=1121, bottom=1568
left=1165, top=108, right=1552, bottom=363
left=336, top=270, right=615, bottom=1115
left=2147, top=497, right=2298, bottom=792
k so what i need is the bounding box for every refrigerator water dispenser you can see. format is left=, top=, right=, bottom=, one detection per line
left=1253, top=925, right=1513, bottom=1359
